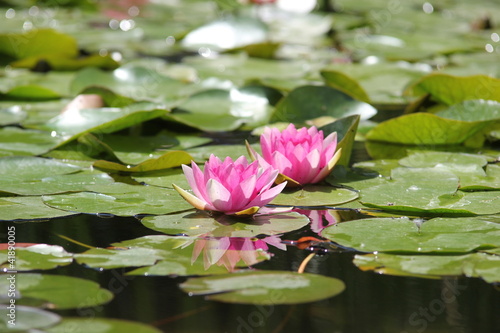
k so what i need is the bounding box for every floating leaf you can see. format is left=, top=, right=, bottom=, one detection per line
left=0, top=127, right=64, bottom=157
left=0, top=106, right=27, bottom=125
left=319, top=115, right=360, bottom=167
left=0, top=305, right=61, bottom=332
left=42, top=183, right=193, bottom=216
left=94, top=151, right=192, bottom=173
left=45, top=317, right=162, bottom=333
left=1, top=273, right=113, bottom=309
left=0, top=196, right=78, bottom=222
left=398, top=151, right=488, bottom=169
left=436, top=99, right=500, bottom=122
left=0, top=156, right=81, bottom=180
left=271, top=86, right=376, bottom=123
left=321, top=70, right=370, bottom=102
left=270, top=185, right=358, bottom=207
left=141, top=211, right=309, bottom=237
left=321, top=217, right=500, bottom=253
left=180, top=271, right=345, bottom=304
left=42, top=102, right=168, bottom=142
left=0, top=244, right=73, bottom=271
left=0, top=171, right=114, bottom=196
left=354, top=252, right=500, bottom=283
left=365, top=113, right=491, bottom=146
left=460, top=164, right=500, bottom=191
left=404, top=73, right=500, bottom=105
left=75, top=235, right=257, bottom=275
left=0, top=29, right=77, bottom=63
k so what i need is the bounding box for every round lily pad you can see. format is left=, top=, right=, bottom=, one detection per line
left=180, top=271, right=345, bottom=304
left=321, top=217, right=500, bottom=253
left=46, top=317, right=162, bottom=333
left=270, top=185, right=359, bottom=207
left=0, top=305, right=61, bottom=332
left=141, top=211, right=309, bottom=237
left=0, top=244, right=73, bottom=271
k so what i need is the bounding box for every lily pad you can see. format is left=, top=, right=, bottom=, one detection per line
left=180, top=271, right=345, bottom=304
left=0, top=106, right=27, bottom=125
left=398, top=151, right=488, bottom=169
left=271, top=85, right=376, bottom=123
left=404, top=73, right=500, bottom=105
left=365, top=113, right=491, bottom=146
left=0, top=156, right=81, bottom=180
left=359, top=167, right=500, bottom=215
left=460, top=164, right=500, bottom=191
left=42, top=183, right=193, bottom=216
left=354, top=252, right=500, bottom=283
left=321, top=217, right=500, bottom=253
left=93, top=151, right=193, bottom=173
left=270, top=185, right=359, bottom=207
left=0, top=305, right=61, bottom=332
left=45, top=317, right=162, bottom=333
left=141, top=211, right=309, bottom=237
left=0, top=273, right=113, bottom=309
left=0, top=196, right=78, bottom=221
left=0, top=244, right=73, bottom=271
left=132, top=169, right=188, bottom=189
left=0, top=127, right=64, bottom=157
left=436, top=99, right=500, bottom=122
left=0, top=171, right=114, bottom=196
left=75, top=235, right=262, bottom=275
left=41, top=102, right=168, bottom=144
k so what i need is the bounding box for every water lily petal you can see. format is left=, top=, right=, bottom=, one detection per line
left=311, top=147, right=342, bottom=183
left=207, top=178, right=232, bottom=212
left=172, top=183, right=212, bottom=211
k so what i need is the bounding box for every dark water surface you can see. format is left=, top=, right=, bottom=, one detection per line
left=4, top=215, right=500, bottom=333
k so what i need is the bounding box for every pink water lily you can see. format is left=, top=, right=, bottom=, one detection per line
left=173, top=155, right=286, bottom=215
left=247, top=124, right=342, bottom=187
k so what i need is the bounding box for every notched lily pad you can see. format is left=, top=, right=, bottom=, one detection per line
left=0, top=305, right=61, bottom=332
left=321, top=217, right=500, bottom=253
left=42, top=183, right=193, bottom=216
left=0, top=244, right=73, bottom=271
left=0, top=196, right=78, bottom=221
left=45, top=317, right=162, bottom=333
left=270, top=185, right=359, bottom=207
left=0, top=273, right=113, bottom=309
left=141, top=211, right=309, bottom=237
left=180, top=271, right=345, bottom=304
left=354, top=252, right=500, bottom=283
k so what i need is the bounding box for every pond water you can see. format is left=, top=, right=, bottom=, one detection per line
left=5, top=215, right=499, bottom=333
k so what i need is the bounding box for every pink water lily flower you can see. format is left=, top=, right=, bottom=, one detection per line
left=247, top=124, right=342, bottom=187
left=173, top=155, right=286, bottom=215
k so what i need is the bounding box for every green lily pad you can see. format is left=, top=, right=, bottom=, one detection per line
left=167, top=86, right=280, bottom=131
left=0, top=156, right=81, bottom=180
left=1, top=84, right=61, bottom=101
left=0, top=171, right=114, bottom=196
left=70, top=66, right=191, bottom=104
left=460, top=164, right=500, bottom=191
left=359, top=167, right=500, bottom=215
left=141, top=211, right=309, bottom=237
left=41, top=102, right=168, bottom=143
left=436, top=99, right=500, bottom=122
left=354, top=252, right=500, bottom=283
left=0, top=273, right=113, bottom=309
left=75, top=235, right=264, bottom=275
left=93, top=151, right=192, bottom=173
left=365, top=113, right=492, bottom=147
left=0, top=305, right=61, bottom=332
left=0, top=244, right=73, bottom=271
left=271, top=85, right=376, bottom=123
left=0, top=29, right=77, bottom=63
left=405, top=73, right=500, bottom=105
left=132, top=169, right=188, bottom=189
left=0, top=127, right=64, bottom=157
left=0, top=106, right=27, bottom=125
left=321, top=217, right=500, bottom=253
left=398, top=151, right=488, bottom=169
left=321, top=70, right=371, bottom=102
left=45, top=317, right=162, bottom=333
left=42, top=183, right=193, bottom=216
left=0, top=196, right=78, bottom=222
left=270, top=185, right=359, bottom=207
left=319, top=115, right=360, bottom=167
left=180, top=271, right=345, bottom=304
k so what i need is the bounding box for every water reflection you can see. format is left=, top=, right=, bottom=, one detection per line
left=190, top=235, right=285, bottom=271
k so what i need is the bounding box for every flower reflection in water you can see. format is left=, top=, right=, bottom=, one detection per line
left=294, top=209, right=339, bottom=233
left=190, top=235, right=286, bottom=271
